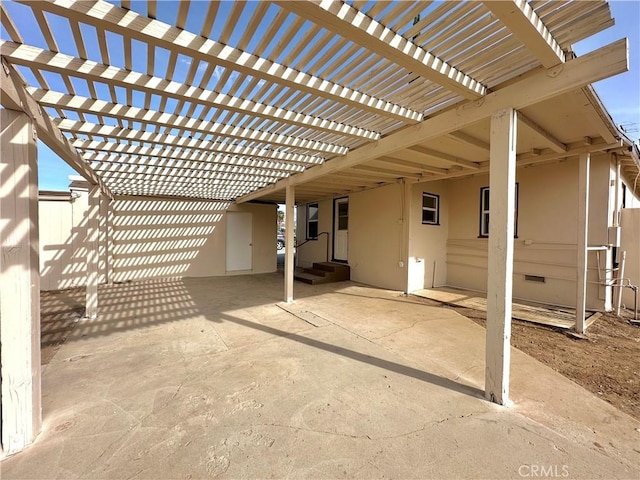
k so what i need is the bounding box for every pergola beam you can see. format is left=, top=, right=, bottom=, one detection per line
left=69, top=134, right=325, bottom=166
left=276, top=0, right=486, bottom=100
left=21, top=0, right=423, bottom=123
left=0, top=41, right=379, bottom=141
left=91, top=158, right=291, bottom=179
left=0, top=58, right=112, bottom=198
left=484, top=0, right=565, bottom=68
left=378, top=157, right=450, bottom=176
left=99, top=170, right=283, bottom=187
left=237, top=39, right=627, bottom=203
left=420, top=138, right=622, bottom=183
left=351, top=165, right=423, bottom=179
left=517, top=112, right=567, bottom=153
left=83, top=151, right=304, bottom=175
left=408, top=146, right=480, bottom=170
left=30, top=89, right=350, bottom=155
left=447, top=131, right=490, bottom=152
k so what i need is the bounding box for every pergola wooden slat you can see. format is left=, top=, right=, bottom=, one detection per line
left=0, top=0, right=634, bottom=203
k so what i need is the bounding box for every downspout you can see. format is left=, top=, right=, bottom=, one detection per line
left=613, top=152, right=621, bottom=227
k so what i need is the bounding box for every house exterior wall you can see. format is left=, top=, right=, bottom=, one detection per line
left=297, top=181, right=449, bottom=292
left=296, top=198, right=333, bottom=267
left=619, top=208, right=640, bottom=308
left=296, top=184, right=407, bottom=290
left=38, top=193, right=277, bottom=289
left=349, top=183, right=405, bottom=290
left=409, top=180, right=449, bottom=290
left=446, top=155, right=611, bottom=310
left=296, top=154, right=617, bottom=311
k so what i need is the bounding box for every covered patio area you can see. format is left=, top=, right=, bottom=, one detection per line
left=3, top=274, right=638, bottom=478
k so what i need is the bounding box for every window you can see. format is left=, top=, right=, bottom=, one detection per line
left=422, top=193, right=440, bottom=225
left=337, top=201, right=348, bottom=230
left=306, top=203, right=319, bottom=239
left=479, top=184, right=519, bottom=237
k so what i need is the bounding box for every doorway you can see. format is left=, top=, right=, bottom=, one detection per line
left=333, top=197, right=348, bottom=262
left=226, top=212, right=252, bottom=271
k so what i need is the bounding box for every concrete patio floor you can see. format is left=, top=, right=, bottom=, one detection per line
left=2, top=273, right=639, bottom=479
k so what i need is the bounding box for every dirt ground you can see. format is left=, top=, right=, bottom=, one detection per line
left=39, top=287, right=640, bottom=421
left=418, top=299, right=640, bottom=421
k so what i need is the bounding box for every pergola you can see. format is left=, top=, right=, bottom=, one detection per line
left=1, top=0, right=637, bottom=455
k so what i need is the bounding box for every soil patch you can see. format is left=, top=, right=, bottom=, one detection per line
left=414, top=296, right=640, bottom=421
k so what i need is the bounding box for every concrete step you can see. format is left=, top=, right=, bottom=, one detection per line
left=313, top=261, right=350, bottom=272
left=294, top=271, right=335, bottom=285
left=294, top=262, right=350, bottom=284
left=303, top=268, right=330, bottom=277
left=312, top=262, right=350, bottom=281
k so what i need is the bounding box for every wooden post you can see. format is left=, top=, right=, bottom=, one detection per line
left=105, top=199, right=114, bottom=284
left=402, top=180, right=413, bottom=294
left=99, top=193, right=109, bottom=284
left=284, top=184, right=295, bottom=303
left=85, top=185, right=100, bottom=319
left=485, top=107, right=517, bottom=406
left=576, top=153, right=590, bottom=333
left=0, top=109, right=42, bottom=454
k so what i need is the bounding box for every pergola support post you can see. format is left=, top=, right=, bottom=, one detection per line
left=576, top=153, right=590, bottom=333
left=403, top=179, right=418, bottom=294
left=85, top=185, right=101, bottom=319
left=485, top=107, right=518, bottom=406
left=284, top=184, right=295, bottom=303
left=0, top=109, right=42, bottom=455
left=105, top=199, right=115, bottom=284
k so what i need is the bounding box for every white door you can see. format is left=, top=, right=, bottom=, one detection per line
left=226, top=212, right=252, bottom=271
left=334, top=198, right=348, bottom=261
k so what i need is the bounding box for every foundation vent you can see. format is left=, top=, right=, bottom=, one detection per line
left=524, top=274, right=546, bottom=283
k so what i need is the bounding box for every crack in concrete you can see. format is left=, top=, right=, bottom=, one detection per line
left=372, top=319, right=423, bottom=340
left=254, top=412, right=478, bottom=441
left=452, top=363, right=482, bottom=381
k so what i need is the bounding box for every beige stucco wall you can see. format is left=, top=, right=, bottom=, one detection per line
left=619, top=208, right=640, bottom=308
left=293, top=154, right=622, bottom=310
left=39, top=198, right=77, bottom=290
left=349, top=184, right=406, bottom=290
left=111, top=197, right=276, bottom=282
left=39, top=189, right=109, bottom=290
left=39, top=192, right=276, bottom=289
left=409, top=180, right=449, bottom=290
left=446, top=155, right=612, bottom=309
left=297, top=183, right=415, bottom=291
left=296, top=184, right=407, bottom=291
left=296, top=198, right=333, bottom=267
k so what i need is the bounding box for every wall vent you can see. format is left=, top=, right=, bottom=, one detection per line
left=524, top=274, right=545, bottom=283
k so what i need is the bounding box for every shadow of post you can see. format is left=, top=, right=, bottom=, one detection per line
left=213, top=312, right=484, bottom=399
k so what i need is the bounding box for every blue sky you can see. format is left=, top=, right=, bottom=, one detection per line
left=12, top=1, right=640, bottom=191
